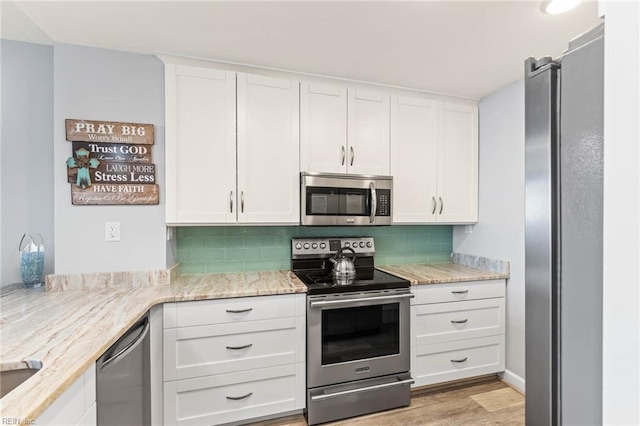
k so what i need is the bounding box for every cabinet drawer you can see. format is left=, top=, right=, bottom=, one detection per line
left=169, top=294, right=300, bottom=328
left=164, top=317, right=304, bottom=381
left=164, top=364, right=303, bottom=426
left=411, top=280, right=504, bottom=305
left=413, top=298, right=505, bottom=345
left=412, top=335, right=505, bottom=387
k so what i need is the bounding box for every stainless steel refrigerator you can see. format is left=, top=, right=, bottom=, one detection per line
left=525, top=23, right=604, bottom=426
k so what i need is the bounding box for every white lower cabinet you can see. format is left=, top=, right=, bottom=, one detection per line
left=36, top=364, right=96, bottom=426
left=411, top=280, right=506, bottom=388
left=163, top=294, right=306, bottom=425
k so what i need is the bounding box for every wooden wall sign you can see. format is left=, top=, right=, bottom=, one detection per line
left=66, top=119, right=154, bottom=144
left=65, top=118, right=159, bottom=205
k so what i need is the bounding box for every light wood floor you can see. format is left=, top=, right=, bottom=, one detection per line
left=251, top=379, right=524, bottom=426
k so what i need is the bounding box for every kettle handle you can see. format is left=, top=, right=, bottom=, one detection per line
left=331, top=246, right=356, bottom=264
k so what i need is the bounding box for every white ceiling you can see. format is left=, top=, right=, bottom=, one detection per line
left=12, top=0, right=602, bottom=99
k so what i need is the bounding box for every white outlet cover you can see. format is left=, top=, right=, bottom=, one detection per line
left=105, top=222, right=121, bottom=242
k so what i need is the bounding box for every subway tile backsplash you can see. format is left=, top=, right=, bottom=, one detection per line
left=176, top=225, right=453, bottom=274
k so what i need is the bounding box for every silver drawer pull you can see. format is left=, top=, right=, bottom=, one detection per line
left=451, top=290, right=469, bottom=295
left=226, top=343, right=253, bottom=350
left=225, top=308, right=253, bottom=314
left=451, top=357, right=468, bottom=363
left=451, top=319, right=468, bottom=324
left=226, top=392, right=253, bottom=401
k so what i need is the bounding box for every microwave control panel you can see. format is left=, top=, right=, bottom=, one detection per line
left=376, top=190, right=391, bottom=216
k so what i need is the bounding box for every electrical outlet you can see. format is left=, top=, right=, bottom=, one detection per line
left=105, top=222, right=121, bottom=242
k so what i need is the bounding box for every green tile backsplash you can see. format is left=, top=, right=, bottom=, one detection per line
left=176, top=225, right=453, bottom=274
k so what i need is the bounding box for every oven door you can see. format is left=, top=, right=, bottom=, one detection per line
left=301, top=173, right=392, bottom=226
left=307, top=289, right=412, bottom=388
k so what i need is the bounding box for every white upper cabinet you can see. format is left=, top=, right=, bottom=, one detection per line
left=165, top=64, right=300, bottom=225
left=300, top=85, right=390, bottom=175
left=165, top=65, right=236, bottom=224
left=437, top=102, right=478, bottom=223
left=348, top=89, right=391, bottom=175
left=391, top=96, right=438, bottom=223
left=237, top=73, right=300, bottom=223
left=300, top=83, right=348, bottom=173
left=391, top=96, right=478, bottom=224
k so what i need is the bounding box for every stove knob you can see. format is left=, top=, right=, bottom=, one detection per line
left=366, top=241, right=373, bottom=248
left=311, top=243, right=318, bottom=249
left=344, top=242, right=350, bottom=248
left=295, top=243, right=302, bottom=250
left=359, top=242, right=366, bottom=248
left=319, top=242, right=326, bottom=249
left=303, top=243, right=310, bottom=249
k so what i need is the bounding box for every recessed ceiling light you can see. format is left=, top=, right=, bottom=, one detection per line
left=541, top=0, right=583, bottom=14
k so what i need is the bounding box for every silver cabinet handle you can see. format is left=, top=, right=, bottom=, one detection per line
left=310, top=378, right=414, bottom=401
left=230, top=191, right=234, bottom=213
left=451, top=357, right=468, bottom=363
left=226, top=308, right=253, bottom=314
left=226, top=392, right=253, bottom=401
left=369, top=181, right=377, bottom=224
left=451, top=290, right=469, bottom=295
left=439, top=196, right=444, bottom=214
left=310, top=293, right=414, bottom=308
left=241, top=191, right=244, bottom=213
left=451, top=319, right=468, bottom=324
left=341, top=146, right=346, bottom=166
left=432, top=196, right=437, bottom=215
left=226, top=343, right=253, bottom=350
left=100, top=317, right=150, bottom=373
left=350, top=146, right=354, bottom=166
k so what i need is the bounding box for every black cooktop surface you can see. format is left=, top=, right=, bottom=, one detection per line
left=297, top=268, right=410, bottom=295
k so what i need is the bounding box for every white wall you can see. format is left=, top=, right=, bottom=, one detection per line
left=1, top=39, right=54, bottom=285
left=600, top=1, right=640, bottom=424
left=453, top=80, right=525, bottom=391
left=53, top=43, right=168, bottom=273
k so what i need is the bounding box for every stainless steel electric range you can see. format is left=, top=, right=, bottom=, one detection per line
left=291, top=237, right=414, bottom=425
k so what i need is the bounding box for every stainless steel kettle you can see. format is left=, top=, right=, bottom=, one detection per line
left=330, top=247, right=356, bottom=285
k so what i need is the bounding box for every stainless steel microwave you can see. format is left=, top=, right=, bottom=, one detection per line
left=301, top=172, right=392, bottom=226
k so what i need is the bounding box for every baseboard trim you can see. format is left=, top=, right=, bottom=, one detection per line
left=499, top=369, right=525, bottom=395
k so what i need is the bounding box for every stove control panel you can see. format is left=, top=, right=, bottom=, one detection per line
left=292, top=237, right=375, bottom=257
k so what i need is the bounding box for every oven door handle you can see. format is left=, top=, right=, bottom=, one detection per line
left=310, top=378, right=415, bottom=401
left=309, top=293, right=414, bottom=308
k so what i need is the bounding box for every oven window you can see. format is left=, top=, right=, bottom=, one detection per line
left=321, top=303, right=400, bottom=365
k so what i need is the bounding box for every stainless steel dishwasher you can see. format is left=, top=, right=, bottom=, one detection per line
left=96, top=311, right=151, bottom=425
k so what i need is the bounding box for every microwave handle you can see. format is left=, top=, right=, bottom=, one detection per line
left=369, top=182, right=377, bottom=224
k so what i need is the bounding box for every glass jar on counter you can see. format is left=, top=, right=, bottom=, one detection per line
left=19, top=233, right=45, bottom=288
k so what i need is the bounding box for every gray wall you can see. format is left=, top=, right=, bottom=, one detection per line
left=1, top=39, right=54, bottom=285
left=453, top=79, right=525, bottom=391
left=53, top=43, right=169, bottom=273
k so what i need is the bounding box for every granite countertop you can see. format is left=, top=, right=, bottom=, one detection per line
left=378, top=262, right=510, bottom=285
left=0, top=256, right=508, bottom=421
left=0, top=270, right=305, bottom=422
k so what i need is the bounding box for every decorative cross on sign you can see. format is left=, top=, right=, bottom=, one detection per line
left=66, top=147, right=100, bottom=189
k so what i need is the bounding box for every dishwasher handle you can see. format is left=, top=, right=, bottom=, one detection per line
left=99, top=317, right=150, bottom=373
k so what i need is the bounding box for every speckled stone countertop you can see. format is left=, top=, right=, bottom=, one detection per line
left=0, top=271, right=305, bottom=422
left=377, top=262, right=510, bottom=285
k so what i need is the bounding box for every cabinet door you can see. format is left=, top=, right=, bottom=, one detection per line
left=165, top=65, right=237, bottom=224
left=436, top=102, right=478, bottom=223
left=391, top=95, right=438, bottom=223
left=237, top=74, right=300, bottom=223
left=347, top=89, right=391, bottom=175
left=300, top=83, right=348, bottom=173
